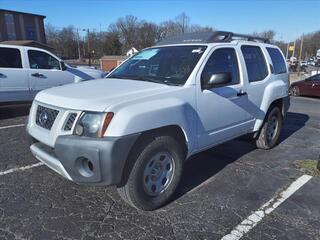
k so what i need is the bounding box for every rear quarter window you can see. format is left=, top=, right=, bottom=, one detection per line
left=241, top=45, right=268, bottom=82
left=0, top=47, right=22, bottom=68
left=266, top=47, right=287, bottom=74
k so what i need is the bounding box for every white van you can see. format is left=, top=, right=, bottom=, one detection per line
left=0, top=44, right=106, bottom=104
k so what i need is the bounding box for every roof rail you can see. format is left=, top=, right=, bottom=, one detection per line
left=156, top=31, right=270, bottom=46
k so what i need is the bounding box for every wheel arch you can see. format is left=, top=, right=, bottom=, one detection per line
left=118, top=125, right=188, bottom=187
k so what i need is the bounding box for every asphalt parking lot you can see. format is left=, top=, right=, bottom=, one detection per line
left=0, top=97, right=319, bottom=240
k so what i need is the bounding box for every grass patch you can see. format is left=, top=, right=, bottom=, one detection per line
left=295, top=160, right=320, bottom=177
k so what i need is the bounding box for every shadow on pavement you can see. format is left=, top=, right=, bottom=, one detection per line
left=0, top=105, right=31, bottom=120
left=174, top=111, right=309, bottom=200
left=279, top=112, right=309, bottom=143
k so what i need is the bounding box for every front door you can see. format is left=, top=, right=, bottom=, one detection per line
left=196, top=47, right=253, bottom=149
left=0, top=47, right=30, bottom=103
left=27, top=49, right=74, bottom=99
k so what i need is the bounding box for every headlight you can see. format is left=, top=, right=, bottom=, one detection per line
left=74, top=112, right=114, bottom=137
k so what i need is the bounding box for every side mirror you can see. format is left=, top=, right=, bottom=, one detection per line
left=60, top=61, right=67, bottom=71
left=202, top=72, right=232, bottom=90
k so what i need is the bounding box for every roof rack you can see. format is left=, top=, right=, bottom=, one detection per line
left=156, top=31, right=270, bottom=46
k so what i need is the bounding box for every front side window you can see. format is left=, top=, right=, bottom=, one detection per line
left=107, top=45, right=207, bottom=85
left=28, top=50, right=60, bottom=70
left=0, top=47, right=22, bottom=68
left=241, top=45, right=268, bottom=82
left=201, top=48, right=240, bottom=86
left=266, top=47, right=287, bottom=74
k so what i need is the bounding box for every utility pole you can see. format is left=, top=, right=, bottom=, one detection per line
left=84, top=28, right=91, bottom=67
left=298, top=35, right=304, bottom=74
left=285, top=43, right=289, bottom=60
left=292, top=40, right=296, bottom=58
left=76, top=28, right=81, bottom=61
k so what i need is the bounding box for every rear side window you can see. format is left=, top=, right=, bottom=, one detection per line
left=266, top=47, right=287, bottom=74
left=241, top=45, right=268, bottom=82
left=201, top=48, right=240, bottom=86
left=0, top=47, right=22, bottom=68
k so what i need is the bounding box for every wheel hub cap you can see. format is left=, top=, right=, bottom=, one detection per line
left=143, top=151, right=175, bottom=196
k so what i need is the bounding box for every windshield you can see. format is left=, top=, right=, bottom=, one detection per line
left=107, top=45, right=207, bottom=85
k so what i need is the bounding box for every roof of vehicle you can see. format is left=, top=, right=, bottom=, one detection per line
left=156, top=31, right=269, bottom=46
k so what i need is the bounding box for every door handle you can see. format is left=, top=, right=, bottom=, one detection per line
left=237, top=90, right=247, bottom=96
left=0, top=73, right=6, bottom=78
left=31, top=73, right=45, bottom=78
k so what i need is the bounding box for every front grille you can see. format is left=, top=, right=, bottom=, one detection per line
left=36, top=105, right=59, bottom=130
left=64, top=113, right=77, bottom=131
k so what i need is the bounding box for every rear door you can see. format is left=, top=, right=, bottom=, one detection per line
left=239, top=44, right=273, bottom=128
left=0, top=46, right=30, bottom=103
left=27, top=49, right=75, bottom=98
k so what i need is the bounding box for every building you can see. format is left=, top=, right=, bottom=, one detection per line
left=0, top=9, right=46, bottom=43
left=100, top=55, right=127, bottom=72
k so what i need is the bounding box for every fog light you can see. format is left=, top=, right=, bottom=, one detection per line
left=76, top=157, right=94, bottom=177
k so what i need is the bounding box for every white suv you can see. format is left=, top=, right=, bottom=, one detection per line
left=27, top=31, right=290, bottom=210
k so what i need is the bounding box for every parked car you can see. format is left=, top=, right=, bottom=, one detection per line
left=300, top=60, right=307, bottom=67
left=290, top=73, right=320, bottom=97
left=26, top=31, right=290, bottom=210
left=0, top=44, right=106, bottom=104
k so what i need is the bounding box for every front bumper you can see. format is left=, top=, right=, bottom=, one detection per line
left=28, top=132, right=140, bottom=185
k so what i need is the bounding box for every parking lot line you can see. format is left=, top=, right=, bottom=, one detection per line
left=0, top=124, right=25, bottom=130
left=221, top=174, right=313, bottom=240
left=0, top=162, right=43, bottom=176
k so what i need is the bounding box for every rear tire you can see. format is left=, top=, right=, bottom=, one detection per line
left=256, top=106, right=283, bottom=150
left=117, top=134, right=184, bottom=211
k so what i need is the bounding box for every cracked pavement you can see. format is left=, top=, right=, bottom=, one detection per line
left=0, top=97, right=319, bottom=240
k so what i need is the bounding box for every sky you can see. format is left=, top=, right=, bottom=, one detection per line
left=1, top=0, right=319, bottom=42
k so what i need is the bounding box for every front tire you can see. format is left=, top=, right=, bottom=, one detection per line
left=117, top=135, right=184, bottom=210
left=256, top=106, right=283, bottom=150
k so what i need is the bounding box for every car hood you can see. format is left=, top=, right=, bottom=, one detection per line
left=35, top=78, right=170, bottom=112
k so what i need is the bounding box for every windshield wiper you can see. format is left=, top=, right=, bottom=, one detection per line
left=107, top=74, right=181, bottom=86
left=123, top=75, right=166, bottom=85
left=107, top=74, right=128, bottom=79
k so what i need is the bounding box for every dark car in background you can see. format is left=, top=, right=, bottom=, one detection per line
left=290, top=73, right=320, bottom=97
